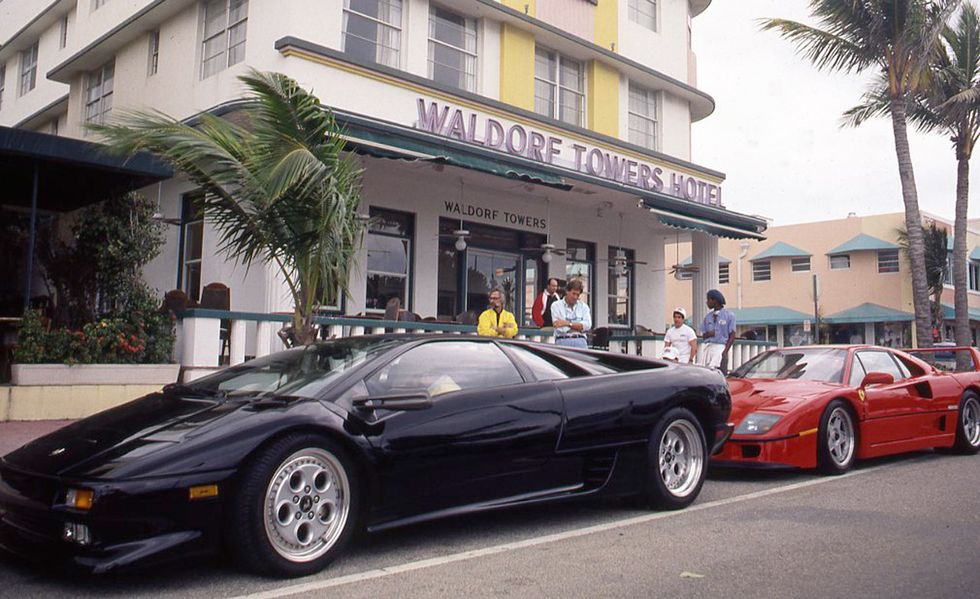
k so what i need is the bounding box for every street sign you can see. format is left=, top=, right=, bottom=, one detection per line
left=803, top=319, right=811, bottom=333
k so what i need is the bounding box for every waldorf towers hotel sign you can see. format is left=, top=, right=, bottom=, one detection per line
left=414, top=98, right=724, bottom=208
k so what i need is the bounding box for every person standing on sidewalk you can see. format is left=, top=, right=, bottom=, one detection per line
left=699, top=289, right=735, bottom=372
left=531, top=278, right=561, bottom=328
left=551, top=279, right=591, bottom=348
left=664, top=307, right=697, bottom=364
left=477, top=289, right=518, bottom=338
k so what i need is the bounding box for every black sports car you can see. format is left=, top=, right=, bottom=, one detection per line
left=0, top=335, right=732, bottom=577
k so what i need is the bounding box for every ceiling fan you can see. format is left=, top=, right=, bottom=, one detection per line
left=652, top=232, right=700, bottom=276
left=438, top=228, right=471, bottom=251
left=598, top=214, right=648, bottom=274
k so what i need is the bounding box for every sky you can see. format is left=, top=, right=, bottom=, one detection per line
left=691, top=0, right=980, bottom=226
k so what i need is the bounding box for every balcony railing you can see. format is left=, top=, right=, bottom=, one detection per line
left=175, top=309, right=774, bottom=381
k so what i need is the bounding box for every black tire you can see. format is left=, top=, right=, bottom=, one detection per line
left=817, top=400, right=857, bottom=475
left=228, top=433, right=360, bottom=578
left=952, top=391, right=980, bottom=455
left=642, top=407, right=707, bottom=510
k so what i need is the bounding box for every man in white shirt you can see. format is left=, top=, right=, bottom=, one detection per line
left=663, top=307, right=697, bottom=364
left=550, top=279, right=592, bottom=348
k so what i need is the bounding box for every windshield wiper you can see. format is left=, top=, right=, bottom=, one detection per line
left=162, top=383, right=228, bottom=399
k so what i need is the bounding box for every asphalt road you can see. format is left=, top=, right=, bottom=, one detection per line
left=2, top=445, right=978, bottom=599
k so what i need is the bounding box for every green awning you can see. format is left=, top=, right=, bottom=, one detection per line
left=826, top=234, right=899, bottom=256
left=749, top=241, right=811, bottom=262
left=823, top=303, right=913, bottom=324
left=941, top=304, right=980, bottom=321
left=970, top=246, right=980, bottom=261
left=655, top=214, right=765, bottom=241
left=731, top=306, right=813, bottom=326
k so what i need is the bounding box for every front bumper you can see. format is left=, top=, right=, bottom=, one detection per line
left=711, top=430, right=818, bottom=470
left=0, top=463, right=235, bottom=573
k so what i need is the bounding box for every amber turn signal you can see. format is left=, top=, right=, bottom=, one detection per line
left=188, top=484, right=219, bottom=500
left=66, top=488, right=94, bottom=510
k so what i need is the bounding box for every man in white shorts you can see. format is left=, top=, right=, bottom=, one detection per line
left=663, top=307, right=697, bottom=364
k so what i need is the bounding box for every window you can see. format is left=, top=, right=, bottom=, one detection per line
left=752, top=260, right=771, bottom=282
left=343, top=0, right=402, bottom=68
left=877, top=249, right=899, bottom=273
left=628, top=82, right=658, bottom=150
left=607, top=246, right=634, bottom=327
left=366, top=207, right=413, bottom=312
left=201, top=0, right=248, bottom=79
left=504, top=345, right=572, bottom=381
left=970, top=261, right=980, bottom=292
left=19, top=41, right=38, bottom=96
left=0, top=65, right=5, bottom=111
left=847, top=355, right=867, bottom=387
left=84, top=61, right=114, bottom=126
left=366, top=341, right=523, bottom=397
left=427, top=6, right=476, bottom=92
left=565, top=239, right=594, bottom=306
left=830, top=254, right=850, bottom=270
left=179, top=194, right=204, bottom=302
left=148, top=30, right=160, bottom=76
left=791, top=257, right=810, bottom=272
left=59, top=16, right=69, bottom=49
left=628, top=0, right=657, bottom=31
left=534, top=47, right=584, bottom=126
left=718, top=263, right=730, bottom=284
left=945, top=252, right=954, bottom=285
left=855, top=351, right=904, bottom=382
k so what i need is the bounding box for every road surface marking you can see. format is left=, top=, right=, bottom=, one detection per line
left=231, top=462, right=896, bottom=599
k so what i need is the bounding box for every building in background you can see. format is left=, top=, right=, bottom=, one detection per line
left=1, top=0, right=768, bottom=364
left=666, top=212, right=980, bottom=347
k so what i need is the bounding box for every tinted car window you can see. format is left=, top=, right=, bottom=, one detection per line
left=505, top=345, right=573, bottom=381
left=731, top=348, right=846, bottom=383
left=366, top=341, right=524, bottom=397
left=848, top=356, right=867, bottom=387
left=855, top=351, right=904, bottom=381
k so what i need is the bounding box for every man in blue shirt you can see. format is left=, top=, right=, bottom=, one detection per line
left=551, top=279, right=592, bottom=348
left=699, top=289, right=736, bottom=373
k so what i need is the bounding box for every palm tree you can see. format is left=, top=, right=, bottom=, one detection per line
left=762, top=0, right=961, bottom=348
left=92, top=70, right=365, bottom=346
left=844, top=3, right=980, bottom=352
left=899, top=224, right=950, bottom=336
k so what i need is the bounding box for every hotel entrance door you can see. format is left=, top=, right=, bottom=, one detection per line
left=466, top=249, right=521, bottom=314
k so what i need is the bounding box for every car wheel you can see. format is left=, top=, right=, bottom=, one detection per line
left=643, top=407, right=707, bottom=510
left=817, top=400, right=856, bottom=475
left=952, top=392, right=980, bottom=455
left=228, top=433, right=359, bottom=578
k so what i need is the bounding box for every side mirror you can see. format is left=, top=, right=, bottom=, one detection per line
left=861, top=371, right=894, bottom=388
left=352, top=392, right=432, bottom=411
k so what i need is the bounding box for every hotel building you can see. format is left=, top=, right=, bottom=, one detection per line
left=1, top=0, right=767, bottom=366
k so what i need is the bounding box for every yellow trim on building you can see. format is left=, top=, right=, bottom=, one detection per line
left=501, top=0, right=535, bottom=17
left=499, top=23, right=536, bottom=112
left=278, top=47, right=724, bottom=183
left=595, top=0, right=618, bottom=50
left=587, top=60, right=619, bottom=137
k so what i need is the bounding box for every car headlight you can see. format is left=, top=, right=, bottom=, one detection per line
left=735, top=412, right=782, bottom=435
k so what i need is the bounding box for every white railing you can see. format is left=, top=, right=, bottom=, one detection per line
left=175, top=309, right=774, bottom=381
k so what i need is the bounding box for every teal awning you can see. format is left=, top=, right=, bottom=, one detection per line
left=749, top=241, right=811, bottom=262
left=970, top=246, right=980, bottom=261
left=941, top=304, right=980, bottom=321
left=823, top=303, right=913, bottom=324
left=680, top=255, right=731, bottom=266
left=826, top=234, right=899, bottom=256
left=731, top=306, right=813, bottom=326
left=655, top=214, right=765, bottom=241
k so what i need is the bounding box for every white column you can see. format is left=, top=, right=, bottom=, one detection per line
left=230, top=320, right=247, bottom=365
left=691, top=231, right=720, bottom=331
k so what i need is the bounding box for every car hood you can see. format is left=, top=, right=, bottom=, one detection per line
left=1, top=391, right=278, bottom=478
left=727, top=378, right=842, bottom=422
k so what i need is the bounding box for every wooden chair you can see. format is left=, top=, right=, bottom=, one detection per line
left=200, top=282, right=231, bottom=365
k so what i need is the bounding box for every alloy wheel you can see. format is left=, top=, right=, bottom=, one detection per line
left=658, top=419, right=704, bottom=498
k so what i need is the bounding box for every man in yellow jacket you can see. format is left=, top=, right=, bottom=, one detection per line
left=478, top=289, right=518, bottom=338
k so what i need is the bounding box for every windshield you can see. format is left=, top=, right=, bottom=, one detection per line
left=731, top=348, right=847, bottom=383
left=184, top=337, right=400, bottom=399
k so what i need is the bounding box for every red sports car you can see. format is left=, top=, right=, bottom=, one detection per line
left=713, top=345, right=980, bottom=474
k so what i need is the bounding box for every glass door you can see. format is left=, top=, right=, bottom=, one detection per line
left=466, top=249, right=522, bottom=315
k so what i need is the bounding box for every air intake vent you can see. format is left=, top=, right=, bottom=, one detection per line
left=582, top=452, right=617, bottom=489
left=740, top=445, right=762, bottom=459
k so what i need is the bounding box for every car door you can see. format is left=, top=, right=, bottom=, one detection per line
left=854, top=350, right=919, bottom=445
left=363, top=340, right=564, bottom=522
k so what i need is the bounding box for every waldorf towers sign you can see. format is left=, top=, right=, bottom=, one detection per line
left=413, top=98, right=724, bottom=208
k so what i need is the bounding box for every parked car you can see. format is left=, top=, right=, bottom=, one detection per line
left=0, top=335, right=732, bottom=577
left=714, top=345, right=980, bottom=474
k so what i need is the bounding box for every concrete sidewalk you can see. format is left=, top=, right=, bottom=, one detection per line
left=0, top=420, right=73, bottom=456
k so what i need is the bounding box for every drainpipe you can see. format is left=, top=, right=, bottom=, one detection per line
left=736, top=241, right=750, bottom=309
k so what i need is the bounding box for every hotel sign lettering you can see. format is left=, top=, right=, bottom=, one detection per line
left=414, top=98, right=724, bottom=208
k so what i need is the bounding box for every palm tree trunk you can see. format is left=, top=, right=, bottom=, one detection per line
left=954, top=152, right=972, bottom=357
left=890, top=98, right=933, bottom=348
